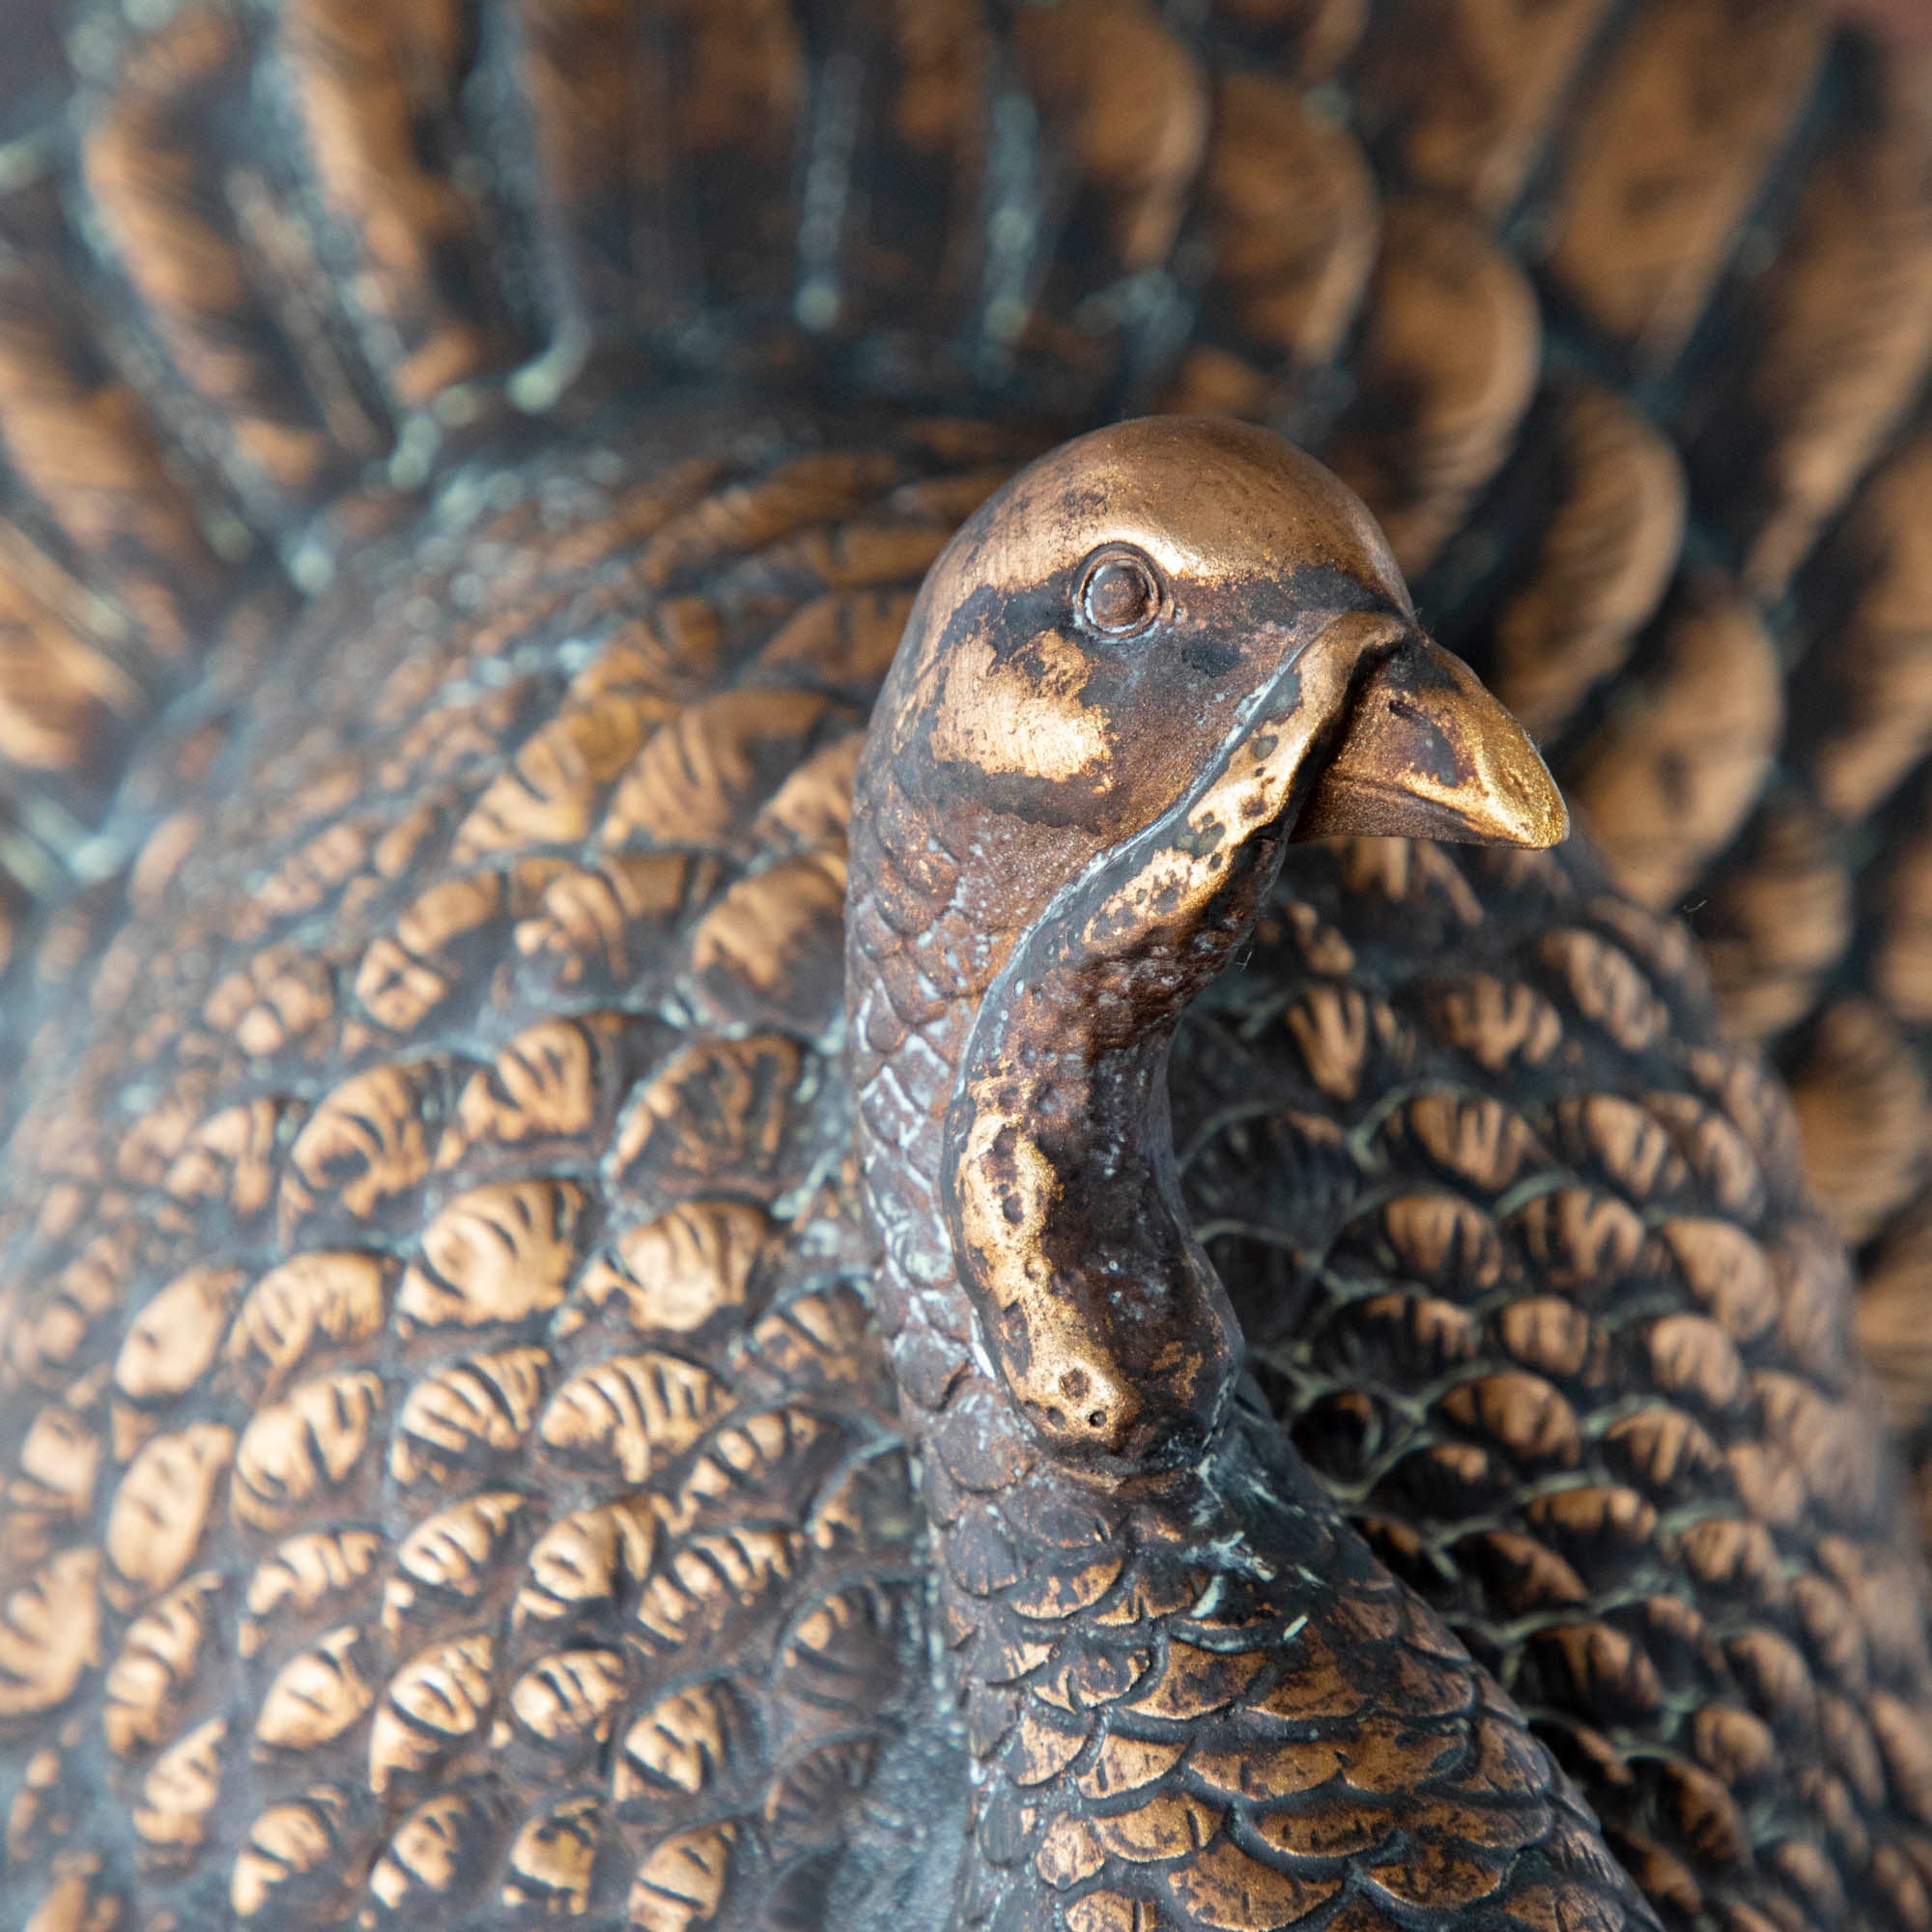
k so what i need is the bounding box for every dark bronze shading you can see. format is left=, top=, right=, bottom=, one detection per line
left=0, top=404, right=1922, bottom=1932
left=0, top=3, right=1930, bottom=1930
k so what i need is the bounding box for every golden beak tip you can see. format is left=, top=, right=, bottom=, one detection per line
left=1484, top=752, right=1570, bottom=850
left=1294, top=633, right=1572, bottom=851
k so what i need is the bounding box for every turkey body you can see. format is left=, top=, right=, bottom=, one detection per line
left=0, top=400, right=1923, bottom=1932
left=0, top=4, right=1928, bottom=1932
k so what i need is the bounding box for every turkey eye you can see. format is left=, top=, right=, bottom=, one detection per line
left=1078, top=549, right=1161, bottom=637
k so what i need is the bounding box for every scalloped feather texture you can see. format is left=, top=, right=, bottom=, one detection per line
left=0, top=2, right=1930, bottom=1928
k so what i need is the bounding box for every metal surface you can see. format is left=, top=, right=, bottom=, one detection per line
left=0, top=3, right=1928, bottom=1929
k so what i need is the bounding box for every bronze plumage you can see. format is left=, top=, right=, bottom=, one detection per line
left=0, top=4, right=1929, bottom=1931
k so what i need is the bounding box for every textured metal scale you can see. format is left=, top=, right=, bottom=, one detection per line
left=0, top=3, right=1926, bottom=1931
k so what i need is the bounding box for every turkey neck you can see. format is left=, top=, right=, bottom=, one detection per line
left=842, top=659, right=1302, bottom=1602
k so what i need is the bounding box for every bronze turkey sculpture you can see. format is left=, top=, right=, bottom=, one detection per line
left=840, top=415, right=1614, bottom=1930
left=2, top=2, right=1932, bottom=1931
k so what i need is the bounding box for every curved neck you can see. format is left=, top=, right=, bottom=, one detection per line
left=845, top=747, right=1291, bottom=1481
left=845, top=612, right=1356, bottom=1476
left=843, top=765, right=1069, bottom=1458
left=840, top=654, right=1317, bottom=1921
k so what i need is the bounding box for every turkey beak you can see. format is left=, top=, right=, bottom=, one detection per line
left=1293, top=631, right=1568, bottom=849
